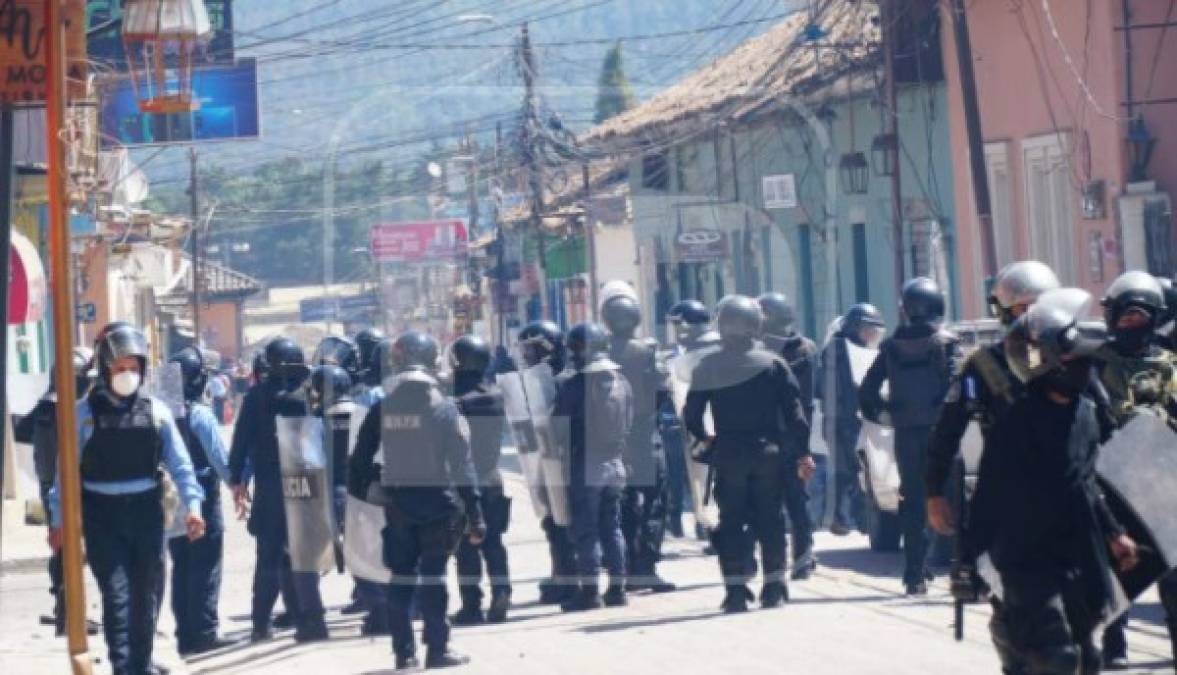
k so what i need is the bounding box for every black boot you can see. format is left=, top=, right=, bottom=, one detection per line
left=667, top=512, right=685, bottom=538
left=425, top=648, right=471, bottom=669
left=486, top=590, right=510, bottom=624
left=560, top=586, right=602, bottom=613
left=760, top=581, right=789, bottom=609
left=450, top=604, right=485, bottom=626
left=272, top=612, right=295, bottom=630
left=361, top=610, right=392, bottom=636
left=294, top=614, right=329, bottom=643
left=791, top=551, right=817, bottom=580
left=538, top=578, right=571, bottom=605
left=395, top=654, right=421, bottom=671
left=603, top=584, right=628, bottom=607
left=721, top=585, right=752, bottom=614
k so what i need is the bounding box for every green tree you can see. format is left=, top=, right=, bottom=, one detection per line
left=594, top=42, right=635, bottom=124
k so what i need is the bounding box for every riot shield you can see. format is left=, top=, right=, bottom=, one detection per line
left=525, top=364, right=572, bottom=526
left=348, top=403, right=371, bottom=458
left=500, top=366, right=555, bottom=521
left=1096, top=411, right=1177, bottom=600
left=856, top=419, right=900, bottom=514
left=276, top=414, right=335, bottom=574
left=666, top=352, right=719, bottom=530
left=145, top=362, right=185, bottom=419
left=344, top=493, right=391, bottom=584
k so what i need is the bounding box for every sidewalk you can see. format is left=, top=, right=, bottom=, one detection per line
left=1, top=496, right=52, bottom=574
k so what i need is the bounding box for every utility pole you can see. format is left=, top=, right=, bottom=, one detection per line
left=950, top=0, right=998, bottom=281
left=44, top=1, right=94, bottom=671
left=189, top=146, right=202, bottom=343
left=494, top=121, right=508, bottom=346
left=0, top=106, right=12, bottom=566
left=582, top=163, right=599, bottom=321
left=882, top=0, right=907, bottom=297
left=520, top=22, right=548, bottom=319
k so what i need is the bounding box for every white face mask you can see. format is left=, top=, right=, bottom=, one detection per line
left=110, top=371, right=142, bottom=398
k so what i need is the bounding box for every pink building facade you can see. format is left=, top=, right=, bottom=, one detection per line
left=942, top=0, right=1177, bottom=317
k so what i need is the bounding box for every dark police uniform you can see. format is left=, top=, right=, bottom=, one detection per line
left=969, top=386, right=1122, bottom=674
left=763, top=331, right=818, bottom=568
left=452, top=372, right=512, bottom=616
left=817, top=331, right=868, bottom=530
left=553, top=364, right=633, bottom=600
left=683, top=343, right=810, bottom=601
left=15, top=391, right=67, bottom=632
left=860, top=324, right=961, bottom=589
left=228, top=379, right=325, bottom=638
left=609, top=336, right=671, bottom=586
left=350, top=373, right=482, bottom=663
left=169, top=401, right=229, bottom=654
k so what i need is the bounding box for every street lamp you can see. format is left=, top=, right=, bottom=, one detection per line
left=121, top=0, right=212, bottom=114
left=870, top=133, right=899, bottom=177
left=1127, top=115, right=1156, bottom=183
left=839, top=152, right=869, bottom=195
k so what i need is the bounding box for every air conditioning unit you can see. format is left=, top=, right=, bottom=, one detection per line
left=1118, top=181, right=1173, bottom=274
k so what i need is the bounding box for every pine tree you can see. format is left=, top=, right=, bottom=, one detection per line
left=594, top=42, right=636, bottom=124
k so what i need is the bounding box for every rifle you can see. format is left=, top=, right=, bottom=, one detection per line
left=949, top=456, right=979, bottom=641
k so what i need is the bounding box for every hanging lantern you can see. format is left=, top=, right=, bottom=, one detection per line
left=870, top=133, right=899, bottom=177
left=122, top=0, right=212, bottom=114
left=839, top=152, right=869, bottom=195
left=1126, top=115, right=1156, bottom=183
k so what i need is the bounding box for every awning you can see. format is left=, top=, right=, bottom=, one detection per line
left=9, top=230, right=47, bottom=324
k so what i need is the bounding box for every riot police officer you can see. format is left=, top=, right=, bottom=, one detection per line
left=48, top=326, right=208, bottom=675
left=310, top=364, right=354, bottom=576
left=449, top=335, right=513, bottom=625
left=350, top=331, right=484, bottom=670
left=354, top=327, right=387, bottom=390
left=168, top=347, right=235, bottom=655
left=860, top=278, right=961, bottom=595
left=973, top=295, right=1138, bottom=674
left=16, top=346, right=93, bottom=635
left=758, top=292, right=818, bottom=579
left=683, top=296, right=813, bottom=613
left=229, top=337, right=329, bottom=643
left=1095, top=271, right=1177, bottom=667
left=817, top=303, right=886, bottom=534
left=927, top=260, right=1060, bottom=535
left=556, top=323, right=633, bottom=611
left=314, top=335, right=360, bottom=380
left=515, top=321, right=578, bottom=604
left=602, top=295, right=675, bottom=593
left=661, top=300, right=718, bottom=539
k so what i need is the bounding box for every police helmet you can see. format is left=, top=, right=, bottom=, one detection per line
left=901, top=277, right=946, bottom=325
left=602, top=295, right=642, bottom=338
left=313, top=335, right=359, bottom=376
left=96, top=325, right=149, bottom=381
left=391, top=331, right=439, bottom=373
left=169, top=346, right=208, bottom=402
left=450, top=334, right=491, bottom=374
left=517, top=320, right=565, bottom=369
left=1005, top=288, right=1100, bottom=385
left=310, top=364, right=352, bottom=408
left=251, top=349, right=270, bottom=382
left=988, top=260, right=1060, bottom=325
left=354, top=328, right=386, bottom=373
left=843, top=303, right=886, bottom=334
left=716, top=295, right=763, bottom=342
left=1157, top=277, right=1177, bottom=327
left=758, top=293, right=796, bottom=335
left=265, top=337, right=308, bottom=388
left=666, top=300, right=711, bottom=326
left=1102, top=271, right=1166, bottom=328
left=566, top=322, right=610, bottom=368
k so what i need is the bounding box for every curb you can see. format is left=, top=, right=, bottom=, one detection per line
left=0, top=555, right=50, bottom=575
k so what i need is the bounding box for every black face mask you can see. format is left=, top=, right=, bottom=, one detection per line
left=1113, top=324, right=1154, bottom=354
left=1039, top=358, right=1093, bottom=398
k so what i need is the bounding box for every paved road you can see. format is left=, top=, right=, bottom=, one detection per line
left=2, top=463, right=1173, bottom=674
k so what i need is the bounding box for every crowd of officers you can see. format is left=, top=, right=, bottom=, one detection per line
left=25, top=259, right=1177, bottom=674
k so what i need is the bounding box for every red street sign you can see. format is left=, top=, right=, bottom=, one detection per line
left=370, top=220, right=468, bottom=263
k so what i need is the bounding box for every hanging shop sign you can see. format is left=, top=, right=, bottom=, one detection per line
left=1, top=0, right=87, bottom=105
left=370, top=220, right=468, bottom=264
left=675, top=229, right=729, bottom=263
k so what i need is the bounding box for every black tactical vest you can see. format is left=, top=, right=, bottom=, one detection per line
left=883, top=331, right=955, bottom=428
left=81, top=394, right=163, bottom=483
left=455, top=383, right=505, bottom=480
left=176, top=407, right=210, bottom=473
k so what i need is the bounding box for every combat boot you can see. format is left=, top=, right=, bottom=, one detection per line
left=486, top=590, right=511, bottom=624
left=760, top=581, right=789, bottom=609
left=603, top=584, right=628, bottom=607
left=294, top=615, right=329, bottom=643
left=450, top=605, right=485, bottom=626
left=791, top=552, right=817, bottom=580
left=667, top=512, right=685, bottom=538
left=560, top=586, right=603, bottom=613
left=361, top=610, right=392, bottom=636
left=425, top=648, right=471, bottom=669
left=721, top=585, right=753, bottom=613
left=538, top=578, right=571, bottom=605
left=394, top=654, right=421, bottom=671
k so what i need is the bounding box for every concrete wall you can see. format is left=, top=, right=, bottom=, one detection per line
left=626, top=83, right=958, bottom=339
